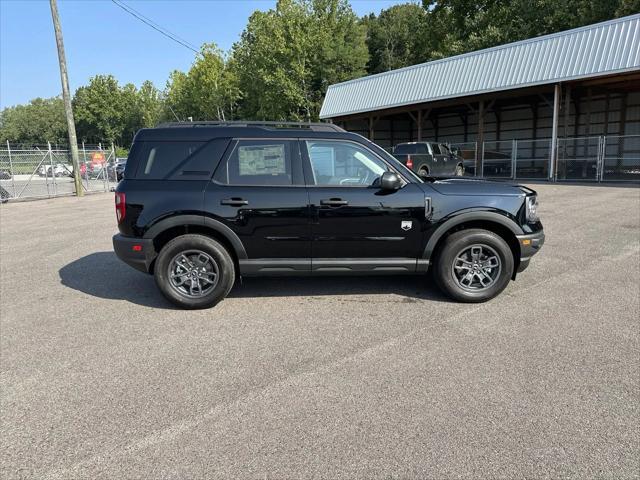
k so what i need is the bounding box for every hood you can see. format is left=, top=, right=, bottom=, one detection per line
left=425, top=177, right=525, bottom=197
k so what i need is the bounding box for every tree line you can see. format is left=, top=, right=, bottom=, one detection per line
left=1, top=0, right=637, bottom=146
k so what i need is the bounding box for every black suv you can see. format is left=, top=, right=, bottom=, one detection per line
left=113, top=121, right=544, bottom=309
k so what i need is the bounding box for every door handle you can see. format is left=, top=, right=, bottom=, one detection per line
left=320, top=198, right=348, bottom=206
left=221, top=198, right=249, bottom=206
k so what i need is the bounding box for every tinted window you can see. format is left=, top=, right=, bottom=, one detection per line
left=306, top=140, right=389, bottom=186
left=430, top=143, right=442, bottom=155
left=394, top=143, right=427, bottom=155
left=167, top=139, right=229, bottom=180
left=134, top=141, right=204, bottom=179
left=214, top=139, right=299, bottom=186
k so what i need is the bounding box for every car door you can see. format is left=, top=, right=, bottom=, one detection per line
left=430, top=143, right=447, bottom=175
left=301, top=138, right=426, bottom=273
left=204, top=138, right=311, bottom=274
left=440, top=143, right=458, bottom=175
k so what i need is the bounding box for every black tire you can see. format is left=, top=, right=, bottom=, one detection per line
left=454, top=164, right=464, bottom=176
left=418, top=165, right=430, bottom=178
left=433, top=229, right=514, bottom=303
left=154, top=234, right=235, bottom=309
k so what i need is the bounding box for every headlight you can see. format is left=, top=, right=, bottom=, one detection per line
left=525, top=195, right=539, bottom=223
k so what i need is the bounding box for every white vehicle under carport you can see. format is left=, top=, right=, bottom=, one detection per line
left=392, top=142, right=464, bottom=178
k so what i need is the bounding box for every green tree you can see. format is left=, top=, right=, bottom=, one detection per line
left=163, top=70, right=190, bottom=121
left=73, top=75, right=128, bottom=144
left=0, top=97, right=67, bottom=145
left=231, top=0, right=368, bottom=120
left=121, top=82, right=144, bottom=143
left=72, top=75, right=161, bottom=145
left=138, top=80, right=163, bottom=127
left=363, top=4, right=428, bottom=73
left=164, top=44, right=239, bottom=121
left=420, top=0, right=637, bottom=60
left=616, top=0, right=640, bottom=15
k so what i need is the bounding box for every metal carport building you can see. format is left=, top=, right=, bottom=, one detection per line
left=320, top=14, right=640, bottom=181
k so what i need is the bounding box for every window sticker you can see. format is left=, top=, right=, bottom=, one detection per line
left=238, top=144, right=286, bottom=176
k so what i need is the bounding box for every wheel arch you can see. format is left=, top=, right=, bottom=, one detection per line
left=424, top=212, right=524, bottom=278
left=143, top=215, right=247, bottom=273
left=417, top=163, right=430, bottom=174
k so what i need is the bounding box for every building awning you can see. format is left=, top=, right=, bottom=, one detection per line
left=319, top=14, right=640, bottom=119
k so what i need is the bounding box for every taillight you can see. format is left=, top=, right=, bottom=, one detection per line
left=406, top=155, right=413, bottom=169
left=115, top=192, right=126, bottom=223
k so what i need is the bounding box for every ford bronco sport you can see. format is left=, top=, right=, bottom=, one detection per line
left=113, top=121, right=544, bottom=309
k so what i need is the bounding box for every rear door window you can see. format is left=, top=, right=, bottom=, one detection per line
left=213, top=139, right=302, bottom=186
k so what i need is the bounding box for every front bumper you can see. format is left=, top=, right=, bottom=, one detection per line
left=515, top=229, right=545, bottom=273
left=112, top=234, right=156, bottom=274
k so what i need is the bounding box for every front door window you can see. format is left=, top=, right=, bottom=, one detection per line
left=305, top=140, right=389, bottom=186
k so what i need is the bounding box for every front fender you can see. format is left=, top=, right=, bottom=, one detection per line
left=422, top=209, right=524, bottom=260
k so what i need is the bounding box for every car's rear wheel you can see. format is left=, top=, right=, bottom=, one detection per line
left=455, top=164, right=464, bottom=176
left=418, top=166, right=430, bottom=178
left=434, top=229, right=513, bottom=302
left=154, top=234, right=235, bottom=309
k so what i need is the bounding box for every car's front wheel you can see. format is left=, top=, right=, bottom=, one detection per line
left=434, top=229, right=514, bottom=302
left=154, top=234, right=235, bottom=309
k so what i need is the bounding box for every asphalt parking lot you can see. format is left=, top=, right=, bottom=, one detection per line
left=1, top=183, right=639, bottom=479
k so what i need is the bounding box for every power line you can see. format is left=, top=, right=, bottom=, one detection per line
left=110, top=0, right=200, bottom=55
left=112, top=0, right=199, bottom=51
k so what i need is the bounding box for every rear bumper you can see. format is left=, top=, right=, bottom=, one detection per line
left=515, top=229, right=545, bottom=273
left=112, top=234, right=156, bottom=274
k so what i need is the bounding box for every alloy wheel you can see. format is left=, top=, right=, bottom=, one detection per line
left=451, top=244, right=501, bottom=291
left=168, top=250, right=219, bottom=298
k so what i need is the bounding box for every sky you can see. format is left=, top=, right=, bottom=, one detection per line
left=0, top=0, right=405, bottom=109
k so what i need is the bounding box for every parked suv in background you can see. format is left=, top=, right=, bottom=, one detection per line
left=393, top=141, right=465, bottom=178
left=113, top=122, right=544, bottom=309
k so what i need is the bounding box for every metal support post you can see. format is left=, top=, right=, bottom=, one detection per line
left=511, top=139, right=517, bottom=180
left=550, top=83, right=561, bottom=182
left=6, top=140, right=16, bottom=198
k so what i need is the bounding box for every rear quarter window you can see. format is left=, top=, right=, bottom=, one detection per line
left=129, top=139, right=229, bottom=180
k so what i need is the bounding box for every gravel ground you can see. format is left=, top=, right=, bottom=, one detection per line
left=1, top=184, right=639, bottom=479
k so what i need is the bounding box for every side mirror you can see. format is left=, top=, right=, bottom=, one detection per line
left=379, top=171, right=402, bottom=190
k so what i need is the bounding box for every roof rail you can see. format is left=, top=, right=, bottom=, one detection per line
left=157, top=120, right=345, bottom=133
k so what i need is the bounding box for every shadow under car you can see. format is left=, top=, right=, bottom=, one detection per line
left=59, top=251, right=452, bottom=308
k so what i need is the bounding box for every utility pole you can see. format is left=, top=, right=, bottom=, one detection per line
left=50, top=0, right=83, bottom=196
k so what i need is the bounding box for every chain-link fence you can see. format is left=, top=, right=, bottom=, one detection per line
left=450, top=135, right=638, bottom=182
left=477, top=135, right=638, bottom=183
left=0, top=142, right=118, bottom=201
left=481, top=140, right=513, bottom=179
left=515, top=139, right=551, bottom=180
left=556, top=136, right=600, bottom=181
left=602, top=135, right=640, bottom=182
